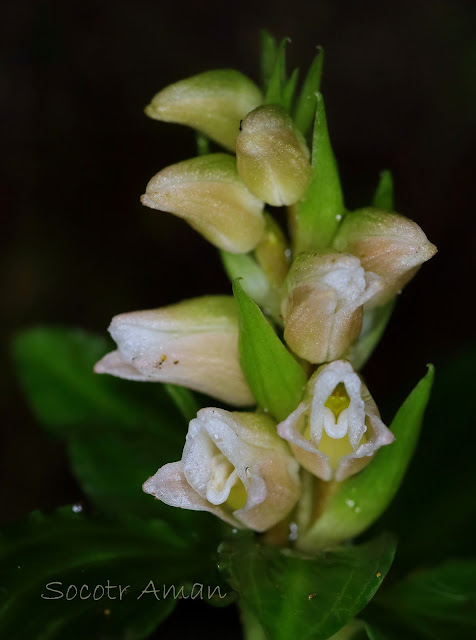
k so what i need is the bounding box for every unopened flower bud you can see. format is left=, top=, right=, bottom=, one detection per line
left=143, top=408, right=301, bottom=531
left=278, top=360, right=394, bottom=481
left=145, top=70, right=263, bottom=152
left=236, top=104, right=312, bottom=206
left=141, top=153, right=265, bottom=253
left=94, top=296, right=254, bottom=406
left=333, top=208, right=437, bottom=307
left=282, top=253, right=383, bottom=363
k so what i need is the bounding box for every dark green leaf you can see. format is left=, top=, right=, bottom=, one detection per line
left=12, top=328, right=184, bottom=435
left=219, top=533, right=396, bottom=640
left=68, top=430, right=187, bottom=521
left=375, top=560, right=476, bottom=640
left=372, top=171, right=394, bottom=212
left=299, top=365, right=434, bottom=549
left=12, top=327, right=191, bottom=520
left=0, top=508, right=223, bottom=640
left=380, top=346, right=476, bottom=567
left=232, top=279, right=307, bottom=421
left=294, top=92, right=345, bottom=253
left=294, top=47, right=324, bottom=136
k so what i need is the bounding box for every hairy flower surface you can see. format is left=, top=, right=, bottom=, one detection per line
left=145, top=69, right=263, bottom=151
left=282, top=253, right=383, bottom=363
left=143, top=408, right=301, bottom=532
left=236, top=104, right=312, bottom=206
left=278, top=360, right=394, bottom=481
left=334, top=208, right=437, bottom=307
left=141, top=153, right=265, bottom=253
left=94, top=296, right=254, bottom=406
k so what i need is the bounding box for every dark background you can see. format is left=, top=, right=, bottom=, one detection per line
left=1, top=0, right=474, bottom=540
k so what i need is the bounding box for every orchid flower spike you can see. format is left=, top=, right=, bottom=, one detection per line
left=278, top=360, right=394, bottom=481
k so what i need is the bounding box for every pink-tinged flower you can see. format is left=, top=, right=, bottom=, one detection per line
left=143, top=408, right=301, bottom=532
left=278, top=360, right=394, bottom=481
left=333, top=208, right=437, bottom=307
left=282, top=253, right=383, bottom=363
left=94, top=296, right=254, bottom=406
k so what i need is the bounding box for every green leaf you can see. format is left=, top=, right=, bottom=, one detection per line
left=282, top=68, right=300, bottom=114
left=232, top=279, right=307, bottom=421
left=375, top=560, right=476, bottom=640
left=379, top=345, right=476, bottom=567
left=260, top=30, right=277, bottom=92
left=294, top=47, right=324, bottom=136
left=68, top=430, right=187, bottom=521
left=294, top=92, right=345, bottom=253
left=372, top=171, right=394, bottom=211
left=219, top=533, right=396, bottom=640
left=345, top=301, right=395, bottom=371
left=12, top=328, right=184, bottom=435
left=365, top=623, right=391, bottom=640
left=0, top=508, right=224, bottom=640
left=264, top=37, right=290, bottom=107
left=298, top=365, right=434, bottom=549
left=11, top=327, right=192, bottom=520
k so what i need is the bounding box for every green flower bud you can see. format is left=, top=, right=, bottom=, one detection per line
left=236, top=104, right=312, bottom=206
left=145, top=70, right=263, bottom=152
left=141, top=153, right=265, bottom=254
left=334, top=208, right=437, bottom=307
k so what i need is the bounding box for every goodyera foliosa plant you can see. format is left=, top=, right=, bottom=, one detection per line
left=95, top=39, right=436, bottom=552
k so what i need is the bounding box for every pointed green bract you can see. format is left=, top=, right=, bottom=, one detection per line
left=221, top=250, right=281, bottom=321
left=294, top=92, right=345, bottom=253
left=260, top=30, right=278, bottom=92
left=282, top=67, right=300, bottom=113
left=297, top=365, right=434, bottom=549
left=265, top=37, right=291, bottom=107
left=232, top=279, right=307, bottom=421
left=294, top=47, right=324, bottom=136
left=219, top=533, right=396, bottom=640
left=372, top=170, right=394, bottom=211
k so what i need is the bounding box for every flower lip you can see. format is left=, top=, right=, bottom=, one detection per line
left=277, top=360, right=394, bottom=481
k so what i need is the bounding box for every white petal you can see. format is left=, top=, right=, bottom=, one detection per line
left=143, top=461, right=241, bottom=527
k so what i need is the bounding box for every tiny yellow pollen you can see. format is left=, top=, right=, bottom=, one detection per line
left=376, top=572, right=382, bottom=578
left=308, top=593, right=317, bottom=600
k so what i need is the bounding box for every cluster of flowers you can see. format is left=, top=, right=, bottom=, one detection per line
left=95, top=66, right=436, bottom=535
